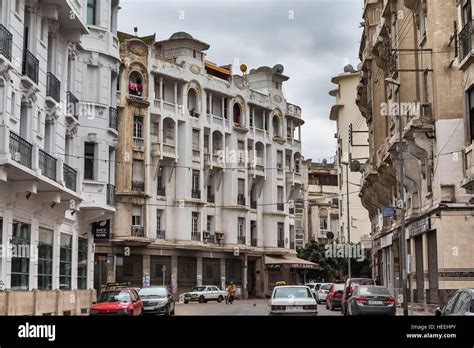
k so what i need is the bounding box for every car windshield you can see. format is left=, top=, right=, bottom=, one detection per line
left=139, top=287, right=168, bottom=298
left=321, top=284, right=332, bottom=290
left=352, top=279, right=375, bottom=286
left=358, top=287, right=390, bottom=296
left=192, top=286, right=206, bottom=292
left=314, top=284, right=322, bottom=290
left=334, top=284, right=345, bottom=291
left=98, top=291, right=131, bottom=303
left=274, top=287, right=312, bottom=299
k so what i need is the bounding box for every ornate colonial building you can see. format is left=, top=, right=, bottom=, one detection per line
left=93, top=31, right=314, bottom=298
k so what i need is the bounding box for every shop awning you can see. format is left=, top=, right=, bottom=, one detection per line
left=265, top=255, right=320, bottom=270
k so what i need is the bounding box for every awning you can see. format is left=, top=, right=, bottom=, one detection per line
left=265, top=255, right=320, bottom=270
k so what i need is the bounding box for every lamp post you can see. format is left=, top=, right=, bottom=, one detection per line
left=341, top=140, right=351, bottom=279
left=385, top=77, right=408, bottom=316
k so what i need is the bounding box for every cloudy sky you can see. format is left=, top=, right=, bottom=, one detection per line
left=119, top=0, right=363, bottom=162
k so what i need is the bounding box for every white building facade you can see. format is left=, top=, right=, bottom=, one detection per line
left=0, top=0, right=119, bottom=303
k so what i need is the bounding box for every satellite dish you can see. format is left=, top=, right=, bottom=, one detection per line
left=344, top=64, right=356, bottom=73
left=240, top=64, right=248, bottom=73
left=273, top=64, right=284, bottom=74
left=350, top=160, right=361, bottom=172
left=326, top=231, right=335, bottom=240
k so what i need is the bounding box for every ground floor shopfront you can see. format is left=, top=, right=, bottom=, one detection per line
left=94, top=242, right=318, bottom=298
left=372, top=208, right=474, bottom=309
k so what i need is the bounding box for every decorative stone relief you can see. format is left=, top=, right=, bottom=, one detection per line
left=190, top=64, right=201, bottom=75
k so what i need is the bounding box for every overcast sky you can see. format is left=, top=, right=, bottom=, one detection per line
left=119, top=0, right=363, bottom=162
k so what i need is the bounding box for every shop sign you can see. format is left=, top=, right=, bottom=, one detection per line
left=409, top=217, right=430, bottom=237
left=383, top=207, right=396, bottom=217
left=380, top=233, right=393, bottom=248
left=92, top=220, right=110, bottom=240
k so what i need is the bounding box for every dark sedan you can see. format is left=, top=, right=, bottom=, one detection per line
left=138, top=286, right=175, bottom=315
left=436, top=288, right=474, bottom=316
left=346, top=285, right=396, bottom=316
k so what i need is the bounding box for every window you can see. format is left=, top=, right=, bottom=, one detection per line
left=132, top=206, right=142, bottom=226
left=192, top=212, right=199, bottom=233
left=15, top=0, right=20, bottom=14
left=206, top=215, right=213, bottom=232
left=84, top=142, right=95, bottom=180
left=462, top=0, right=472, bottom=27
left=320, top=208, right=328, bottom=231
left=249, top=109, right=254, bottom=128
left=468, top=87, right=474, bottom=142
left=192, top=129, right=200, bottom=149
left=157, top=167, right=164, bottom=193
left=129, top=72, right=143, bottom=97
left=11, top=222, right=30, bottom=290
left=238, top=178, right=245, bottom=195
left=277, top=151, right=283, bottom=169
left=233, top=103, right=241, bottom=125
left=156, top=211, right=162, bottom=230
left=10, top=91, right=15, bottom=119
left=419, top=9, right=427, bottom=40
left=60, top=233, right=72, bottom=290
left=87, top=0, right=97, bottom=25
left=192, top=170, right=200, bottom=192
left=77, top=238, right=88, bottom=289
left=277, top=223, right=284, bottom=243
left=86, top=65, right=99, bottom=102
left=223, top=98, right=228, bottom=119
left=133, top=116, right=143, bottom=138
left=38, top=228, right=53, bottom=290
left=132, top=160, right=144, bottom=182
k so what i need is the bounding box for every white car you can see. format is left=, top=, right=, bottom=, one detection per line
left=181, top=285, right=226, bottom=304
left=268, top=286, right=318, bottom=316
left=305, top=283, right=322, bottom=296
left=315, top=283, right=332, bottom=304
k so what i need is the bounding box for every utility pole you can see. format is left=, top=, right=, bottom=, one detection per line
left=386, top=78, right=408, bottom=316
left=346, top=131, right=351, bottom=279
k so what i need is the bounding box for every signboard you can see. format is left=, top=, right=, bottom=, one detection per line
left=382, top=207, right=396, bottom=217
left=92, top=220, right=110, bottom=240
left=380, top=233, right=393, bottom=248
left=409, top=217, right=430, bottom=238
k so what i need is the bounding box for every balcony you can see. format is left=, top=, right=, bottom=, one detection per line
left=191, top=231, right=201, bottom=241
left=63, top=164, right=77, bottom=192
left=207, top=193, right=215, bottom=203
left=156, top=230, right=166, bottom=240
left=237, top=194, right=246, bottom=206
left=131, top=225, right=145, bottom=237
left=250, top=200, right=257, bottom=209
left=9, top=132, right=32, bottom=169
left=215, top=232, right=224, bottom=245
left=22, top=49, right=39, bottom=84
left=157, top=186, right=166, bottom=197
left=133, top=137, right=144, bottom=150
left=277, top=240, right=285, bottom=248
left=67, top=92, right=79, bottom=120
left=39, top=149, right=57, bottom=181
left=203, top=232, right=216, bottom=244
left=106, top=184, right=115, bottom=205
left=109, top=107, right=118, bottom=131
left=459, top=20, right=474, bottom=63
left=191, top=189, right=201, bottom=199
left=289, top=207, right=295, bottom=214
left=46, top=72, right=61, bottom=103
left=0, top=24, right=13, bottom=62
left=237, top=236, right=246, bottom=245
left=277, top=203, right=284, bottom=212
left=251, top=238, right=257, bottom=247
left=132, top=181, right=145, bottom=192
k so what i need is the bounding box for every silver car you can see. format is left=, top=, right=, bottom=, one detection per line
left=181, top=285, right=226, bottom=304
left=346, top=285, right=396, bottom=316
left=268, top=286, right=318, bottom=316
left=315, top=283, right=332, bottom=304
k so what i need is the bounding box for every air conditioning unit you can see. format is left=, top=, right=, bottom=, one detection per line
left=203, top=231, right=210, bottom=238
left=216, top=232, right=224, bottom=240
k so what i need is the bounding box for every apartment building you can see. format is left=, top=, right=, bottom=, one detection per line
left=93, top=31, right=315, bottom=298
left=0, top=0, right=119, bottom=311
left=304, top=160, right=340, bottom=243
left=357, top=0, right=473, bottom=309
left=329, top=66, right=371, bottom=245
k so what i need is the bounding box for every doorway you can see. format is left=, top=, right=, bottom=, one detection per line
left=247, top=260, right=256, bottom=297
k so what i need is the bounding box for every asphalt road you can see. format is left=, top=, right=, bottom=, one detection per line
left=174, top=299, right=342, bottom=316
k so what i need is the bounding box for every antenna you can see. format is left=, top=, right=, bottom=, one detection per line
left=134, top=27, right=138, bottom=36
left=273, top=64, right=284, bottom=74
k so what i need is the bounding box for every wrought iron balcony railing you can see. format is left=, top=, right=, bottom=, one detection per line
left=132, top=181, right=145, bottom=192
left=106, top=184, right=115, bottom=205
left=156, top=229, right=166, bottom=240
left=131, top=225, right=145, bottom=237
left=0, top=24, right=13, bottom=62
left=191, top=189, right=201, bottom=199
left=237, top=194, right=246, bottom=206
left=277, top=203, right=284, bottom=211
left=207, top=193, right=215, bottom=203
left=46, top=72, right=60, bottom=103
left=67, top=92, right=79, bottom=120
left=250, top=200, right=257, bottom=209
left=459, top=20, right=474, bottom=61
left=22, top=49, right=39, bottom=84
left=277, top=240, right=284, bottom=248
left=39, top=149, right=57, bottom=181
left=63, top=163, right=77, bottom=191
left=9, top=132, right=32, bottom=169
left=109, top=107, right=118, bottom=131
left=191, top=231, right=201, bottom=241
left=157, top=186, right=166, bottom=196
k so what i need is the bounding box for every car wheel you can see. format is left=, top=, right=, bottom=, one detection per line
left=170, top=304, right=175, bottom=315
left=217, top=295, right=223, bottom=303
left=199, top=296, right=205, bottom=303
left=328, top=301, right=332, bottom=311
left=184, top=300, right=189, bottom=304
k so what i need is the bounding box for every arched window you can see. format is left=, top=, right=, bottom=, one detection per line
left=129, top=71, right=143, bottom=97
left=273, top=115, right=281, bottom=137
left=163, top=118, right=175, bottom=144
left=294, top=152, right=301, bottom=173
left=212, top=131, right=223, bottom=154
left=233, top=103, right=241, bottom=125
left=188, top=89, right=199, bottom=117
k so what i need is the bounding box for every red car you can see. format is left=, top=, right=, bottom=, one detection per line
left=326, top=283, right=345, bottom=311
left=89, top=288, right=143, bottom=316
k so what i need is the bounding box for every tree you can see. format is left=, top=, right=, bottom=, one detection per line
left=297, top=240, right=346, bottom=282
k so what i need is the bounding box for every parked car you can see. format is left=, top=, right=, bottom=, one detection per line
left=341, top=278, right=376, bottom=316
left=139, top=286, right=175, bottom=315
left=436, top=288, right=474, bottom=316
left=181, top=285, right=226, bottom=304
left=346, top=285, right=396, bottom=316
left=315, top=283, right=332, bottom=304
left=305, top=283, right=322, bottom=296
left=268, top=286, right=318, bottom=316
left=326, top=283, right=345, bottom=310
left=89, top=288, right=143, bottom=316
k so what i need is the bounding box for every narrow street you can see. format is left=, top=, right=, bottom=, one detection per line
left=174, top=299, right=342, bottom=316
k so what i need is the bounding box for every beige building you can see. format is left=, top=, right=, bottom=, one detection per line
left=357, top=0, right=473, bottom=309
left=329, top=67, right=371, bottom=245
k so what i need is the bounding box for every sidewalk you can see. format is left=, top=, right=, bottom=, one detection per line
left=396, top=306, right=434, bottom=316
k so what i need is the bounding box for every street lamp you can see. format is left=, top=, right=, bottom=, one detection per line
left=385, top=77, right=408, bottom=316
